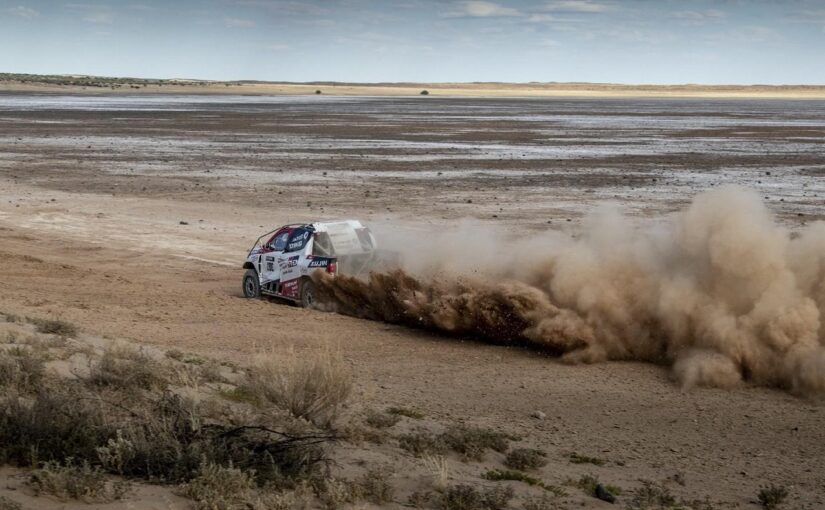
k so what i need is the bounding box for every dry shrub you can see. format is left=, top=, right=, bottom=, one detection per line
left=28, top=317, right=78, bottom=337
left=0, top=384, right=112, bottom=466
left=366, top=410, right=401, bottom=428
left=388, top=406, right=425, bottom=419
left=358, top=468, right=395, bottom=504
left=316, top=477, right=363, bottom=509
left=439, top=484, right=513, bottom=510
left=758, top=484, right=789, bottom=510
left=568, top=452, right=605, bottom=466
left=27, top=460, right=130, bottom=502
left=0, top=348, right=45, bottom=392
left=242, top=347, right=352, bottom=428
left=398, top=431, right=449, bottom=457
left=178, top=461, right=255, bottom=510
left=87, top=347, right=168, bottom=391
left=441, top=425, right=513, bottom=461
left=504, top=447, right=547, bottom=471
left=0, top=495, right=22, bottom=510
left=0, top=379, right=330, bottom=487
left=399, top=426, right=513, bottom=461
left=423, top=455, right=450, bottom=489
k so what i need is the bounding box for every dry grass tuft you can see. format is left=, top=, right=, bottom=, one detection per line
left=178, top=461, right=256, bottom=510
left=27, top=460, right=131, bottom=502
left=0, top=495, right=22, bottom=510
left=242, top=347, right=352, bottom=428
left=439, top=484, right=513, bottom=510
left=388, top=406, right=425, bottom=419
left=27, top=317, right=78, bottom=338
left=366, top=410, right=401, bottom=429
left=504, top=448, right=547, bottom=471
left=423, top=454, right=450, bottom=489
left=0, top=348, right=45, bottom=391
left=758, top=484, right=789, bottom=509
left=441, top=425, right=513, bottom=461
left=87, top=346, right=168, bottom=391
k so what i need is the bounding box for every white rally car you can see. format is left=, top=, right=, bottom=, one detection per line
left=242, top=219, right=378, bottom=307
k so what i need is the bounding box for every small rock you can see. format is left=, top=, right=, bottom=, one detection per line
left=179, top=221, right=189, bottom=225
left=531, top=410, right=546, bottom=420
left=595, top=484, right=616, bottom=504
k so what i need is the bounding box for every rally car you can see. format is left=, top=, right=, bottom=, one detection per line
left=242, top=219, right=378, bottom=307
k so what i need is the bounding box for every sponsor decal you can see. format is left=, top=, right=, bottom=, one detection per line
left=308, top=258, right=331, bottom=268
left=280, top=279, right=299, bottom=298
left=286, top=229, right=311, bottom=252
left=266, top=262, right=274, bottom=272
left=265, top=256, right=275, bottom=262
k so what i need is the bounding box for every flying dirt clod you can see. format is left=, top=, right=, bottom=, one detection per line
left=314, top=186, right=825, bottom=395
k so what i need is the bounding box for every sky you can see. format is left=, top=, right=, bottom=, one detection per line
left=1, top=0, right=824, bottom=84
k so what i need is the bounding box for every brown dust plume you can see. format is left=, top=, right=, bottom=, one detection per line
left=313, top=187, right=825, bottom=394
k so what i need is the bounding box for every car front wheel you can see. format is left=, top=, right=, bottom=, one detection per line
left=242, top=269, right=261, bottom=298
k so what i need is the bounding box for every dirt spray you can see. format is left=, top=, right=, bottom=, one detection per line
left=314, top=186, right=825, bottom=395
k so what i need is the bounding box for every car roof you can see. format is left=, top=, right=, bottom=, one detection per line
left=309, top=219, right=365, bottom=232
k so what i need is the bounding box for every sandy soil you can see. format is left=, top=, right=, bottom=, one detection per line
left=3, top=80, right=825, bottom=99
left=1, top=94, right=824, bottom=508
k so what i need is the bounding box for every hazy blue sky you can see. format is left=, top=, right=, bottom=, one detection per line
left=1, top=0, right=824, bottom=84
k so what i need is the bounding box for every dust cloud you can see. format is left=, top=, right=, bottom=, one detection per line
left=313, top=187, right=825, bottom=394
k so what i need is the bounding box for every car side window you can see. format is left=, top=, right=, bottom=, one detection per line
left=271, top=232, right=289, bottom=251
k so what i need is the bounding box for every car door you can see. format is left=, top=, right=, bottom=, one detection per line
left=261, top=228, right=290, bottom=285
left=276, top=227, right=313, bottom=299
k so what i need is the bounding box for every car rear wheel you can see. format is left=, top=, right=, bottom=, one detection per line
left=242, top=269, right=261, bottom=298
left=300, top=278, right=316, bottom=308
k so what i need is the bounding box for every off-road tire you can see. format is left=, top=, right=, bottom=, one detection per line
left=242, top=269, right=261, bottom=298
left=300, top=278, right=316, bottom=308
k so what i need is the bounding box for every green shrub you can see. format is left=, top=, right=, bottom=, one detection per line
left=568, top=452, right=605, bottom=466
left=388, top=406, right=424, bottom=419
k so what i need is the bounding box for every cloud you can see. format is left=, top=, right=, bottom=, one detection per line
left=672, top=9, right=726, bottom=25
left=704, top=26, right=779, bottom=44
left=224, top=17, right=256, bottom=28
left=83, top=11, right=112, bottom=23
left=6, top=5, right=39, bottom=18
left=444, top=1, right=522, bottom=18
left=528, top=13, right=559, bottom=23
left=543, top=0, right=612, bottom=13
left=231, top=0, right=329, bottom=16
left=65, top=3, right=113, bottom=24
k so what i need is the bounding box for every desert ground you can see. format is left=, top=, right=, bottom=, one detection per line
left=4, top=76, right=825, bottom=99
left=1, top=93, right=824, bottom=509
